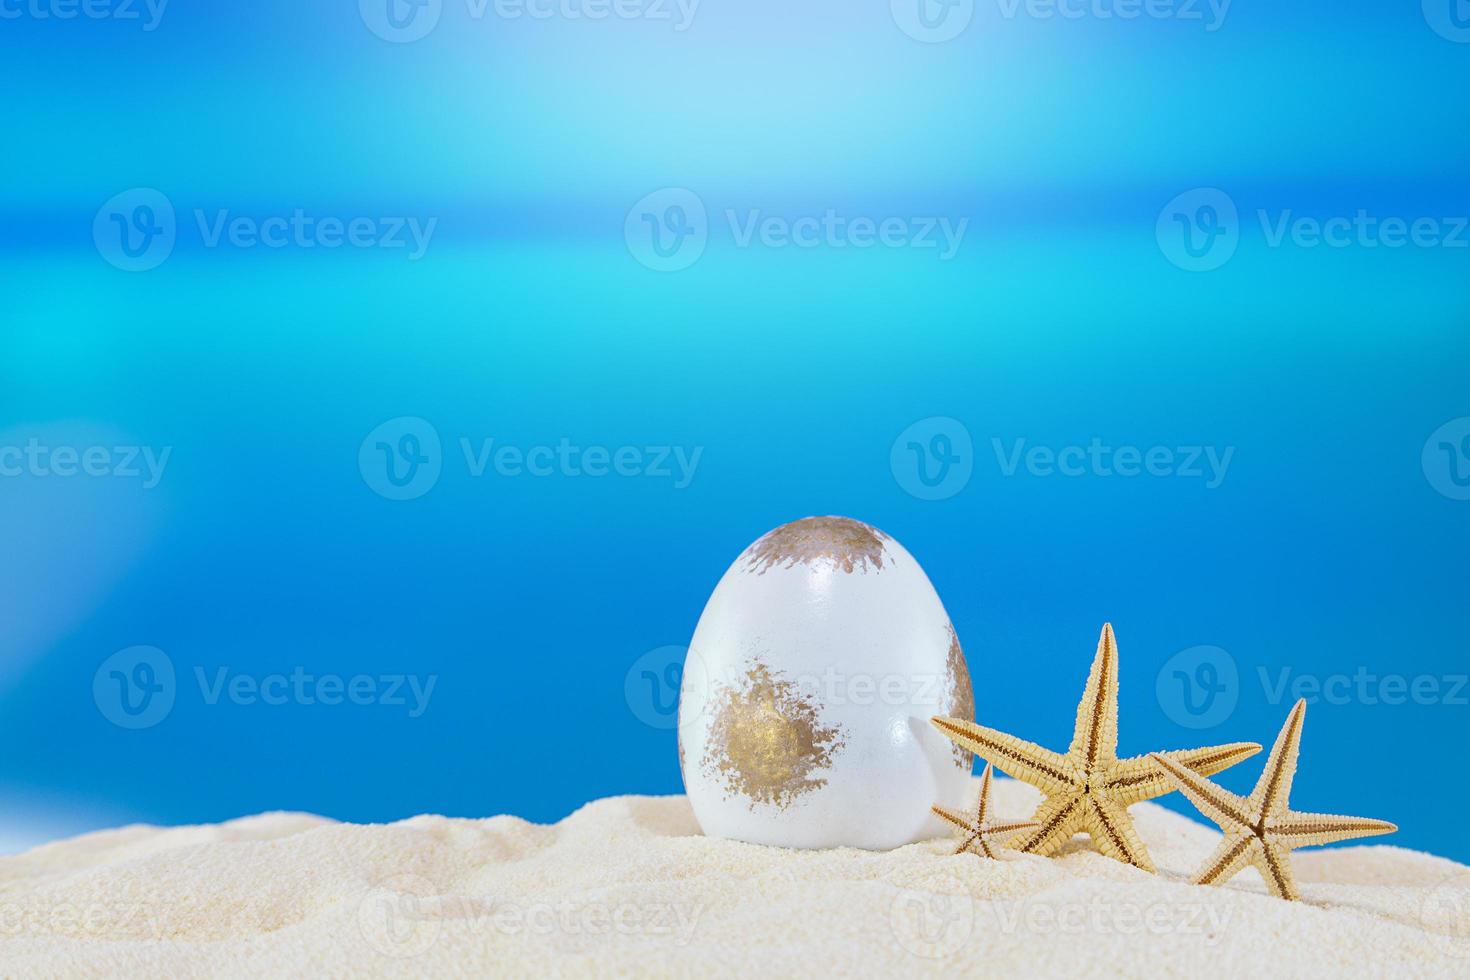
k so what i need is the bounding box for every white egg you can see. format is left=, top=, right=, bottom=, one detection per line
left=678, top=516, right=974, bottom=850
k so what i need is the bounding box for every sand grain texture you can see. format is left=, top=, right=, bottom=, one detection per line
left=1, top=778, right=1467, bottom=978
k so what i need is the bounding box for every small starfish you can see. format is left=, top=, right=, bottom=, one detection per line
left=931, top=763, right=1040, bottom=858
left=1150, top=698, right=1396, bottom=901
left=932, top=624, right=1261, bottom=872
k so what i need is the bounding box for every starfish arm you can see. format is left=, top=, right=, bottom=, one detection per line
left=931, top=717, right=1074, bottom=796
left=1067, top=623, right=1120, bottom=767
left=1191, top=832, right=1260, bottom=887
left=983, top=821, right=1041, bottom=837
left=1084, top=796, right=1156, bottom=872
left=1006, top=791, right=1086, bottom=857
left=1270, top=810, right=1397, bottom=849
left=1105, top=742, right=1262, bottom=805
left=976, top=762, right=994, bottom=826
left=1148, top=753, right=1256, bottom=833
left=931, top=804, right=976, bottom=835
left=1256, top=842, right=1300, bottom=900
left=1251, top=699, right=1306, bottom=818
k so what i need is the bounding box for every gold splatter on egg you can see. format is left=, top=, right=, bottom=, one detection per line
left=742, top=516, right=891, bottom=575
left=945, top=625, right=975, bottom=770
left=701, top=661, right=847, bottom=810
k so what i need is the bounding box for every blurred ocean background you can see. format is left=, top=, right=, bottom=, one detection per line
left=1, top=1, right=1467, bottom=861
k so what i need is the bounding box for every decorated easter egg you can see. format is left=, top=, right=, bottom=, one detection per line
left=677, top=516, right=974, bottom=850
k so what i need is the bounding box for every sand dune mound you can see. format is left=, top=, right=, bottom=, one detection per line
left=1, top=779, right=1466, bottom=977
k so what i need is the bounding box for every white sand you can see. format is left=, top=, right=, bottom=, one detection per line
left=1, top=778, right=1467, bottom=978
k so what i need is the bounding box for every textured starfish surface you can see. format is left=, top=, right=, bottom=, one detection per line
left=931, top=763, right=1040, bottom=859
left=931, top=624, right=1261, bottom=872
left=1150, top=698, right=1396, bottom=901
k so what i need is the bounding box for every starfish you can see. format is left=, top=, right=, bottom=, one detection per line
left=1150, top=698, right=1396, bottom=901
left=931, top=763, right=1040, bottom=858
left=931, top=623, right=1261, bottom=872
